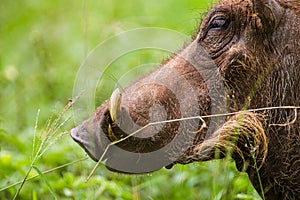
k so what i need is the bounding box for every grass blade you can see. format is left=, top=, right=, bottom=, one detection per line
left=32, top=166, right=58, bottom=200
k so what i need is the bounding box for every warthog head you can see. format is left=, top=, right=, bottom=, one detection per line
left=71, top=0, right=300, bottom=199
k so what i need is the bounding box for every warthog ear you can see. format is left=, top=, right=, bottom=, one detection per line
left=251, top=0, right=284, bottom=32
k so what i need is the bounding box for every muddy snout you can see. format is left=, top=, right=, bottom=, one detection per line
left=70, top=55, right=216, bottom=173
left=71, top=81, right=203, bottom=174
left=70, top=101, right=112, bottom=162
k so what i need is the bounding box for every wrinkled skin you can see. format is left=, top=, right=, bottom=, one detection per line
left=71, top=0, right=300, bottom=199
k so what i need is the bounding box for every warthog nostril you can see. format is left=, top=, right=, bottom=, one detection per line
left=70, top=127, right=80, bottom=143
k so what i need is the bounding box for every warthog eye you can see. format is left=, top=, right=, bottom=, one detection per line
left=209, top=16, right=230, bottom=31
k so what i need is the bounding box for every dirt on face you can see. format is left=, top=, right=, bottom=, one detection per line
left=71, top=0, right=300, bottom=199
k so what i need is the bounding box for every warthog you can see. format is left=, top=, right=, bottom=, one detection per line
left=71, top=0, right=300, bottom=199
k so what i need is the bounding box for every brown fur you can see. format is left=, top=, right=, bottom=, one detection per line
left=71, top=0, right=300, bottom=199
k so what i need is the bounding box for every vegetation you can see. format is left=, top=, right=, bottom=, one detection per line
left=0, top=0, right=261, bottom=199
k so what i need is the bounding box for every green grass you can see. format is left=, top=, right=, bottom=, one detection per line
left=0, top=0, right=261, bottom=199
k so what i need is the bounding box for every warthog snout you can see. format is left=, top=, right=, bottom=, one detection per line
left=71, top=47, right=224, bottom=173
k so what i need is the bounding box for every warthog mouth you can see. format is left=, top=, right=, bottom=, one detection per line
left=71, top=89, right=196, bottom=173
left=71, top=88, right=269, bottom=174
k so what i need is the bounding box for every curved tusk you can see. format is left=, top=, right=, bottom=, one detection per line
left=108, top=124, right=118, bottom=141
left=109, top=88, right=122, bottom=123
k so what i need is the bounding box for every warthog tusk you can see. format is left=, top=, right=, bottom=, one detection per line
left=109, top=88, right=122, bottom=123
left=108, top=124, right=118, bottom=141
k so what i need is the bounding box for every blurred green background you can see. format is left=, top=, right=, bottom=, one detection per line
left=0, top=0, right=261, bottom=199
